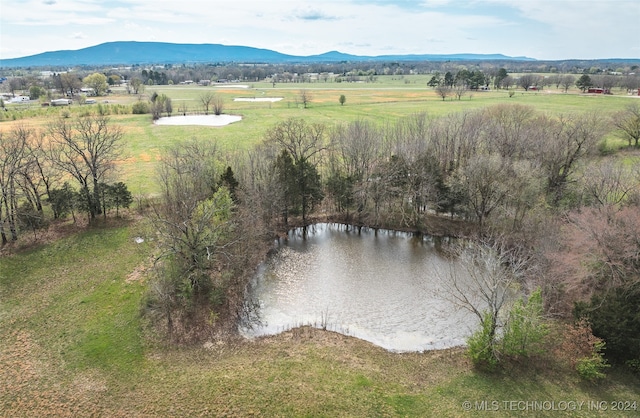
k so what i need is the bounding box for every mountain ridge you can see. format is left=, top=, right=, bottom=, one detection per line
left=0, top=41, right=536, bottom=67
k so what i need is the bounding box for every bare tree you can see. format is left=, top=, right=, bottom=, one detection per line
left=47, top=115, right=123, bottom=220
left=331, top=119, right=381, bottom=180
left=178, top=102, right=188, bottom=116
left=15, top=129, right=56, bottom=215
left=435, top=84, right=451, bottom=101
left=429, top=110, right=483, bottom=174
left=593, top=74, right=617, bottom=92
left=150, top=93, right=172, bottom=119
left=560, top=75, right=575, bottom=93
left=612, top=102, right=640, bottom=147
left=453, top=82, right=467, bottom=100
left=0, top=129, right=28, bottom=244
left=199, top=92, right=215, bottom=115
left=57, top=73, right=82, bottom=97
left=482, top=104, right=536, bottom=159
left=548, top=206, right=640, bottom=310
left=580, top=159, right=638, bottom=208
left=298, top=89, right=312, bottom=108
left=8, top=78, right=22, bottom=97
left=547, top=74, right=560, bottom=89
left=448, top=153, right=510, bottom=231
left=439, top=240, right=528, bottom=362
left=239, top=144, right=287, bottom=229
left=212, top=95, right=225, bottom=115
left=517, top=74, right=540, bottom=91
left=535, top=112, right=605, bottom=205
left=501, top=75, right=514, bottom=90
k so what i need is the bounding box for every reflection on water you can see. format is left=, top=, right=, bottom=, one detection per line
left=241, top=223, right=479, bottom=352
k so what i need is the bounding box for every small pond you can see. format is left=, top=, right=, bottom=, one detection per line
left=241, top=223, right=480, bottom=352
left=234, top=97, right=283, bottom=102
left=154, top=114, right=242, bottom=126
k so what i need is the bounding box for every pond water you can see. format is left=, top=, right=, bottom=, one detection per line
left=154, top=114, right=242, bottom=126
left=241, top=223, right=480, bottom=352
left=234, top=97, right=283, bottom=102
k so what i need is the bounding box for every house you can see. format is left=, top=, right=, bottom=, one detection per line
left=587, top=87, right=611, bottom=94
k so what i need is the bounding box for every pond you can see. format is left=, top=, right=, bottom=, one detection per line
left=241, top=223, right=480, bottom=352
left=154, top=114, right=242, bottom=126
left=234, top=97, right=283, bottom=102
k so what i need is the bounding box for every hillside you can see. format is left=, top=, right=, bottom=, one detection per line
left=0, top=41, right=535, bottom=67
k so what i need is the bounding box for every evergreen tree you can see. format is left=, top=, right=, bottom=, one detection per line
left=576, top=74, right=592, bottom=92
left=219, top=166, right=239, bottom=202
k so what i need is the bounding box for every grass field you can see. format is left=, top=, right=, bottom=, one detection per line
left=1, top=221, right=638, bottom=416
left=2, top=76, right=637, bottom=195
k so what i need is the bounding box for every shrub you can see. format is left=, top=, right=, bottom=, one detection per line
left=467, top=288, right=548, bottom=370
left=576, top=340, right=609, bottom=381
left=467, top=312, right=499, bottom=369
left=132, top=101, right=150, bottom=114
left=597, top=139, right=615, bottom=155
left=502, top=288, right=548, bottom=357
left=553, top=319, right=610, bottom=380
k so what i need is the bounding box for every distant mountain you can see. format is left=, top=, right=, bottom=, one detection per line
left=0, top=41, right=536, bottom=68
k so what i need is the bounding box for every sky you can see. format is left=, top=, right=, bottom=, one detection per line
left=1, top=0, right=639, bottom=61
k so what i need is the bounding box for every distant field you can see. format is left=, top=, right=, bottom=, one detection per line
left=2, top=76, right=638, bottom=194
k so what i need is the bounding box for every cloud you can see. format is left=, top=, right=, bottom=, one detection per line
left=294, top=10, right=340, bottom=21
left=71, top=32, right=87, bottom=39
left=43, top=0, right=56, bottom=4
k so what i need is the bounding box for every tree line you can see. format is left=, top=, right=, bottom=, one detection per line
left=3, top=60, right=639, bottom=100
left=0, top=115, right=132, bottom=244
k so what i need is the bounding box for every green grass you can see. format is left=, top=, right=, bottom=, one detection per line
left=115, top=83, right=636, bottom=194
left=1, top=221, right=639, bottom=416
left=0, top=222, right=148, bottom=375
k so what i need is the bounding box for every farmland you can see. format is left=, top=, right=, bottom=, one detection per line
left=1, top=76, right=636, bottom=195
